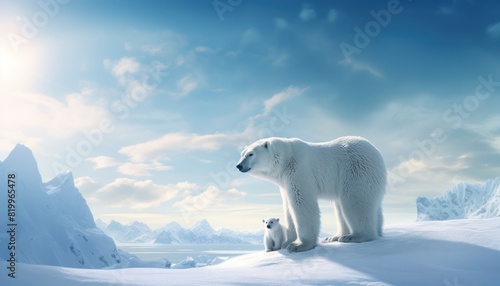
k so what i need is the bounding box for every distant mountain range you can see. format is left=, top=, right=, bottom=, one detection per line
left=417, top=177, right=500, bottom=221
left=96, top=218, right=264, bottom=245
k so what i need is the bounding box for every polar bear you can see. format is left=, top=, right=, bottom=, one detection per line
left=263, top=217, right=285, bottom=252
left=236, top=136, right=386, bottom=253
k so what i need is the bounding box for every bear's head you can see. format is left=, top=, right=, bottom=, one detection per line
left=236, top=139, right=273, bottom=175
left=262, top=217, right=280, bottom=230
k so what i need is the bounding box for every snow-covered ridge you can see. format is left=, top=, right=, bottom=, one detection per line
left=4, top=218, right=500, bottom=285
left=417, top=177, right=500, bottom=221
left=0, top=144, right=121, bottom=269
left=97, top=218, right=264, bottom=244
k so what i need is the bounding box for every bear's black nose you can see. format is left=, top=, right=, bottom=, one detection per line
left=267, top=225, right=271, bottom=229
left=236, top=165, right=243, bottom=171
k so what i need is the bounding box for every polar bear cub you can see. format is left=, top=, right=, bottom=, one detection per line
left=263, top=217, right=285, bottom=252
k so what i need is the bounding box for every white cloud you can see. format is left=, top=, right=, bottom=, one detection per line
left=174, top=185, right=218, bottom=212
left=273, top=53, right=289, bottom=66
left=104, top=57, right=169, bottom=110
left=138, top=30, right=187, bottom=56
left=339, top=59, right=383, bottom=78
left=104, top=57, right=140, bottom=84
left=74, top=176, right=102, bottom=199
left=490, top=137, right=500, bottom=152
left=327, top=9, right=338, bottom=22
left=92, top=178, right=191, bottom=210
left=226, top=188, right=246, bottom=197
left=242, top=28, right=260, bottom=45
left=0, top=92, right=108, bottom=151
left=464, top=115, right=500, bottom=152
left=226, top=50, right=240, bottom=57
left=393, top=159, right=428, bottom=176
left=124, top=42, right=133, bottom=51
left=263, top=86, right=308, bottom=115
left=268, top=48, right=289, bottom=67
left=464, top=114, right=500, bottom=136
left=86, top=156, right=119, bottom=169
left=76, top=176, right=195, bottom=213
left=174, top=186, right=246, bottom=212
left=275, top=18, right=288, bottom=29
left=193, top=46, right=215, bottom=53
left=141, top=44, right=165, bottom=55
left=299, top=7, right=317, bottom=22
left=487, top=22, right=500, bottom=39
left=86, top=156, right=172, bottom=176
left=119, top=132, right=245, bottom=162
left=175, top=76, right=198, bottom=97
left=118, top=161, right=172, bottom=177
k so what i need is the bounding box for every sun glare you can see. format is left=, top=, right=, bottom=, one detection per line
left=0, top=48, right=17, bottom=77
left=0, top=44, right=37, bottom=90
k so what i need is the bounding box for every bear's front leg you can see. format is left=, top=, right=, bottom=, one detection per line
left=280, top=187, right=297, bottom=249
left=282, top=228, right=297, bottom=249
left=286, top=184, right=320, bottom=253
left=264, top=236, right=274, bottom=252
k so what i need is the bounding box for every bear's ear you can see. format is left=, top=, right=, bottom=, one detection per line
left=276, top=218, right=279, bottom=222
left=262, top=219, right=265, bottom=223
left=264, top=141, right=269, bottom=149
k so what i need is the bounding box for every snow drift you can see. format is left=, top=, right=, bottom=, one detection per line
left=0, top=144, right=121, bottom=268
left=417, top=177, right=500, bottom=221
left=3, top=218, right=500, bottom=285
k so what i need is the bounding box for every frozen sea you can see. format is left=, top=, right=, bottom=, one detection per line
left=117, top=243, right=263, bottom=263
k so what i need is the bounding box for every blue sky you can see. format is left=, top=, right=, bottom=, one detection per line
left=1, top=0, right=500, bottom=231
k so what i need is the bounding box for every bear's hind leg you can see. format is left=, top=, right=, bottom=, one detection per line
left=338, top=194, right=379, bottom=243
left=377, top=206, right=384, bottom=237
left=322, top=200, right=350, bottom=243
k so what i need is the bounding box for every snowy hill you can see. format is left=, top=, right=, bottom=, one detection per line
left=417, top=177, right=500, bottom=221
left=0, top=144, right=121, bottom=268
left=99, top=219, right=263, bottom=244
left=3, top=218, right=500, bottom=285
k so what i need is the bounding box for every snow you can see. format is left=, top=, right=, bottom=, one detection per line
left=169, top=255, right=228, bottom=269
left=417, top=177, right=500, bottom=221
left=2, top=218, right=500, bottom=285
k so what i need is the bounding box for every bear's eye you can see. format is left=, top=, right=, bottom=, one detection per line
left=248, top=153, right=253, bottom=157
left=270, top=221, right=273, bottom=223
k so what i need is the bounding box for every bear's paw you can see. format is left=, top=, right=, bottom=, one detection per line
left=321, top=236, right=340, bottom=243
left=338, top=234, right=373, bottom=243
left=286, top=240, right=315, bottom=252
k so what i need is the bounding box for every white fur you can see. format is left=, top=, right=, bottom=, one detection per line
left=237, top=136, right=387, bottom=252
left=263, top=218, right=285, bottom=252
